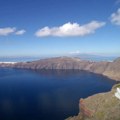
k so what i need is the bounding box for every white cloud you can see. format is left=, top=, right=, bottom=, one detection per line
left=111, top=8, right=120, bottom=25
left=70, top=50, right=80, bottom=54
left=0, top=27, right=26, bottom=36
left=0, top=27, right=16, bottom=36
left=35, top=21, right=106, bottom=37
left=15, top=29, right=26, bottom=35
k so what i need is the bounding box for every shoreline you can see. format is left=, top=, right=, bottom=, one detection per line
left=0, top=62, right=17, bottom=64
left=0, top=56, right=120, bottom=81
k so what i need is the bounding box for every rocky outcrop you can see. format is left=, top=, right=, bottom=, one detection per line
left=66, top=84, right=120, bottom=120
left=0, top=56, right=120, bottom=81
left=79, top=99, right=94, bottom=118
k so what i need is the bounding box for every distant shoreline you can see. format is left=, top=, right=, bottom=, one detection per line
left=0, top=62, right=17, bottom=64
left=0, top=56, right=120, bottom=81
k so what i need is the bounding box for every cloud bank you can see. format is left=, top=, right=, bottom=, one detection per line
left=111, top=8, right=120, bottom=25
left=0, top=27, right=26, bottom=36
left=15, top=29, right=26, bottom=35
left=35, top=21, right=106, bottom=37
left=0, top=27, right=16, bottom=36
left=70, top=50, right=80, bottom=54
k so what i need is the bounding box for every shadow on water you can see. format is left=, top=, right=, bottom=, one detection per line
left=0, top=68, right=118, bottom=120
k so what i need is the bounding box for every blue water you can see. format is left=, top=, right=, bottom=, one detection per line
left=0, top=57, right=42, bottom=62
left=0, top=68, right=117, bottom=120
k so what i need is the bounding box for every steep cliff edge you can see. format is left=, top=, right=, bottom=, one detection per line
left=66, top=83, right=120, bottom=120
left=0, top=56, right=120, bottom=81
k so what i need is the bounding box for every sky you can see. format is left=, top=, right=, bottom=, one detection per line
left=0, top=0, right=120, bottom=57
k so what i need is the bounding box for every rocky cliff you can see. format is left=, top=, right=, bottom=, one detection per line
left=0, top=56, right=120, bottom=81
left=66, top=83, right=120, bottom=120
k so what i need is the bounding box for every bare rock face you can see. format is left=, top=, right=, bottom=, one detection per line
left=0, top=56, right=120, bottom=81
left=79, top=99, right=94, bottom=118
left=66, top=84, right=120, bottom=120
left=103, top=59, right=120, bottom=81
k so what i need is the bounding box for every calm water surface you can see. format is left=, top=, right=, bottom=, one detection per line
left=0, top=68, right=117, bottom=120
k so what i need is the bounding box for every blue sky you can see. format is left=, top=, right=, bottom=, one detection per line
left=0, top=0, right=120, bottom=57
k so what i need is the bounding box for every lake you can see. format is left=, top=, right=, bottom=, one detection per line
left=0, top=68, right=117, bottom=120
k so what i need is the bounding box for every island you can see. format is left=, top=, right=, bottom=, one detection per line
left=0, top=56, right=120, bottom=81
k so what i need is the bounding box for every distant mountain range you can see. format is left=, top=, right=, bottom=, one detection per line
left=0, top=56, right=120, bottom=81
left=69, top=53, right=118, bottom=61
